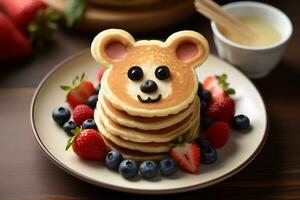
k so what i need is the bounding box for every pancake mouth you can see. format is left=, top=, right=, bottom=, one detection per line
left=137, top=94, right=161, bottom=103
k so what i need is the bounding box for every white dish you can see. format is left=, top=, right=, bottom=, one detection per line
left=30, top=50, right=268, bottom=194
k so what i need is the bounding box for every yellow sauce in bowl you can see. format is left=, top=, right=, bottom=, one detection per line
left=219, top=17, right=281, bottom=47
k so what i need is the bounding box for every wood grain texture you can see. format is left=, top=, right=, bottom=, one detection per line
left=0, top=0, right=300, bottom=199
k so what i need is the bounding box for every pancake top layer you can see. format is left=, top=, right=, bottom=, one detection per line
left=91, top=29, right=209, bottom=117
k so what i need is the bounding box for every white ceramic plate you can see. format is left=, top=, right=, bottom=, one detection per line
left=30, top=50, right=268, bottom=194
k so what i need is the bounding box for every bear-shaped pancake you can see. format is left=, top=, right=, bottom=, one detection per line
left=91, top=29, right=209, bottom=117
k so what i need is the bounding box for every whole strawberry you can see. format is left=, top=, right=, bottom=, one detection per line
left=0, top=13, right=32, bottom=61
left=61, top=73, right=96, bottom=109
left=0, top=0, right=59, bottom=46
left=203, top=74, right=235, bottom=103
left=73, top=104, right=94, bottom=125
left=206, top=122, right=230, bottom=149
left=66, top=128, right=107, bottom=160
left=206, top=97, right=235, bottom=125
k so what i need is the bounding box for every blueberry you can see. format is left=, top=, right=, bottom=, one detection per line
left=200, top=117, right=214, bottom=130
left=200, top=89, right=212, bottom=102
left=128, top=66, right=143, bottom=81
left=105, top=151, right=123, bottom=170
left=118, top=160, right=139, bottom=179
left=233, top=115, right=250, bottom=130
left=86, top=95, right=98, bottom=109
left=197, top=82, right=203, bottom=97
left=159, top=157, right=178, bottom=177
left=52, top=107, right=71, bottom=126
left=63, top=121, right=77, bottom=136
left=139, top=160, right=158, bottom=179
left=201, top=146, right=218, bottom=164
left=95, top=84, right=101, bottom=95
left=82, top=119, right=97, bottom=130
left=195, top=138, right=210, bottom=151
left=200, top=100, right=207, bottom=114
left=140, top=80, right=158, bottom=93
left=155, top=66, right=170, bottom=80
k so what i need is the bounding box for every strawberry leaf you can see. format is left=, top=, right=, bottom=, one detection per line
left=65, top=127, right=81, bottom=151
left=65, top=0, right=86, bottom=28
left=60, top=85, right=72, bottom=91
left=227, top=88, right=236, bottom=95
left=80, top=73, right=86, bottom=81
left=28, top=8, right=60, bottom=47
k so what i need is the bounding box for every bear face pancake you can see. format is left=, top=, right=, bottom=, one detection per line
left=91, top=29, right=209, bottom=117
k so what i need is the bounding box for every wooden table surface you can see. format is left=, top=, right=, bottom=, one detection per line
left=1, top=0, right=300, bottom=199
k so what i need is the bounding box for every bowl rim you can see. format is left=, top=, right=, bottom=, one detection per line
left=210, top=1, right=293, bottom=51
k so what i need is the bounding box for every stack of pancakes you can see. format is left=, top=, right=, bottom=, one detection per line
left=91, top=29, right=209, bottom=161
left=94, top=88, right=200, bottom=161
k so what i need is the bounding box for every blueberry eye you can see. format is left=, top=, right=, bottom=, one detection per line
left=155, top=66, right=170, bottom=80
left=128, top=66, right=143, bottom=81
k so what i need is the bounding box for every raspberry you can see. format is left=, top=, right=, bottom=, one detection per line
left=206, top=97, right=235, bottom=125
left=205, top=122, right=230, bottom=149
left=73, top=104, right=94, bottom=125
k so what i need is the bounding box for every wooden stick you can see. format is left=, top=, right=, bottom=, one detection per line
left=194, top=0, right=255, bottom=43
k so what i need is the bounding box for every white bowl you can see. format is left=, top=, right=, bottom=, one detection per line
left=211, top=1, right=293, bottom=78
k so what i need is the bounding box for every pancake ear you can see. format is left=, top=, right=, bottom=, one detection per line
left=166, top=31, right=209, bottom=68
left=91, top=29, right=135, bottom=67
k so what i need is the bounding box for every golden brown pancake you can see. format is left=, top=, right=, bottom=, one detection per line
left=91, top=29, right=209, bottom=117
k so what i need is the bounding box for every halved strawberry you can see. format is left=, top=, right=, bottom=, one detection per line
left=203, top=74, right=235, bottom=103
left=61, top=73, right=96, bottom=109
left=170, top=143, right=200, bottom=174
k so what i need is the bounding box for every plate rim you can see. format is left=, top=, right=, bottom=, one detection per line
left=30, top=49, right=269, bottom=194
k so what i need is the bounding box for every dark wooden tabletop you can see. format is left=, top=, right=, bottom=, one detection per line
left=1, top=0, right=300, bottom=199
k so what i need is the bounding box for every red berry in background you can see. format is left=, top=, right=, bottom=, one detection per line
left=97, top=67, right=105, bottom=84
left=0, top=13, right=32, bottom=61
left=0, top=0, right=47, bottom=33
left=206, top=97, right=235, bottom=125
left=66, top=128, right=107, bottom=160
left=206, top=122, right=230, bottom=149
left=73, top=104, right=94, bottom=125
left=61, top=73, right=96, bottom=109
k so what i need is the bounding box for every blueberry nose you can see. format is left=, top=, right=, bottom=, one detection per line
left=140, top=80, right=158, bottom=93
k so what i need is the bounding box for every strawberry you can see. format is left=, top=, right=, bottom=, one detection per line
left=65, top=128, right=107, bottom=160
left=203, top=74, right=235, bottom=103
left=206, top=122, right=230, bottom=149
left=73, top=104, right=94, bottom=126
left=0, top=13, right=32, bottom=61
left=170, top=135, right=200, bottom=174
left=0, top=0, right=59, bottom=45
left=206, top=97, right=235, bottom=125
left=61, top=73, right=96, bottom=109
left=97, top=67, right=105, bottom=84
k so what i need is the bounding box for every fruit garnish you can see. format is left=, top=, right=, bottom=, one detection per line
left=52, top=106, right=71, bottom=126
left=118, top=159, right=139, bottom=179
left=65, top=127, right=106, bottom=160
left=206, top=96, right=235, bottom=125
left=233, top=114, right=250, bottom=130
left=205, top=122, right=230, bottom=149
left=72, top=104, right=94, bottom=125
left=60, top=73, right=96, bottom=109
left=159, top=157, right=178, bottom=177
left=139, top=160, right=159, bottom=179
left=203, top=73, right=235, bottom=103
left=170, top=133, right=200, bottom=174
left=82, top=119, right=97, bottom=130
left=105, top=151, right=123, bottom=170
